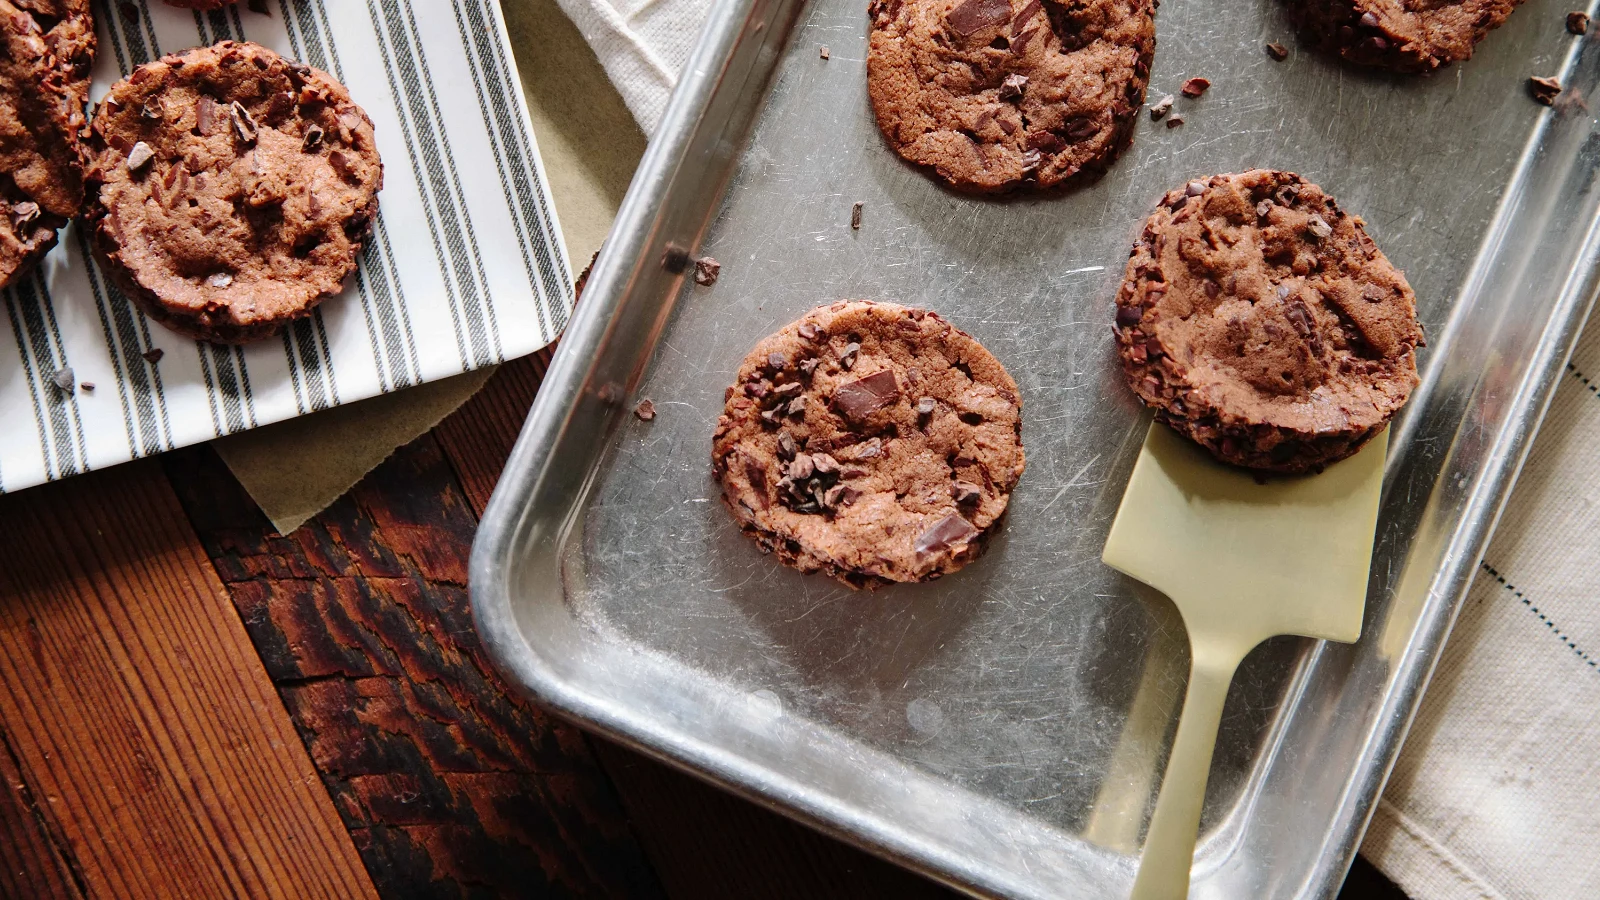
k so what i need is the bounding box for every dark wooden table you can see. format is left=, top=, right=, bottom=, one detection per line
left=0, top=349, right=1409, bottom=899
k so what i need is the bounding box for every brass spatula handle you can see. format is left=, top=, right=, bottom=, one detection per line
left=1128, top=641, right=1249, bottom=900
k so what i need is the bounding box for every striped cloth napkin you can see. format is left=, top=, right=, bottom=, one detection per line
left=553, top=3, right=1600, bottom=896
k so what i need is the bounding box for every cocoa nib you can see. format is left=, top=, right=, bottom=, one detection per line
left=953, top=481, right=982, bottom=506
left=1530, top=75, right=1563, bottom=105
left=694, top=256, right=721, bottom=285
left=1180, top=77, right=1210, bottom=97
left=777, top=452, right=850, bottom=514
left=9, top=201, right=39, bottom=230
left=229, top=100, right=258, bottom=142
left=839, top=341, right=860, bottom=370
left=633, top=398, right=656, bottom=420
left=998, top=73, right=1028, bottom=101
left=831, top=370, right=899, bottom=422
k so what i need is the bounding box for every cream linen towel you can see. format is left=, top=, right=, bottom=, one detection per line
left=1358, top=315, right=1600, bottom=900
left=565, top=6, right=1600, bottom=896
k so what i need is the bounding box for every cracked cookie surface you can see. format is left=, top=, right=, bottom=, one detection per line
left=84, top=41, right=382, bottom=343
left=867, top=0, right=1155, bottom=193
left=1115, top=170, right=1423, bottom=473
left=713, top=300, right=1025, bottom=588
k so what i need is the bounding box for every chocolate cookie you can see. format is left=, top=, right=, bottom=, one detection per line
left=1287, top=0, right=1524, bottom=72
left=713, top=301, right=1025, bottom=588
left=20, top=0, right=94, bottom=103
left=0, top=0, right=93, bottom=288
left=867, top=0, right=1155, bottom=193
left=83, top=41, right=382, bottom=343
left=1114, top=170, right=1423, bottom=473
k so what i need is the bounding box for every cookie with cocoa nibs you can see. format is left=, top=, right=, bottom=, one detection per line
left=867, top=0, right=1156, bottom=193
left=83, top=41, right=382, bottom=343
left=1287, top=0, right=1525, bottom=72
left=1114, top=170, right=1423, bottom=473
left=712, top=300, right=1025, bottom=588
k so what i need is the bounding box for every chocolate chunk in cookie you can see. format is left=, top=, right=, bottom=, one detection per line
left=83, top=41, right=382, bottom=343
left=1114, top=170, right=1423, bottom=473
left=868, top=0, right=1156, bottom=193
left=1286, top=0, right=1525, bottom=72
left=712, top=301, right=1025, bottom=588
left=0, top=0, right=93, bottom=288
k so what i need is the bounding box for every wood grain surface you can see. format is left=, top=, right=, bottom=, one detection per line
left=160, top=429, right=662, bottom=900
left=0, top=459, right=376, bottom=900
left=0, top=724, right=79, bottom=900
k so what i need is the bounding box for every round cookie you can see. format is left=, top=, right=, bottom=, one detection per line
left=1287, top=0, right=1523, bottom=72
left=867, top=0, right=1155, bottom=194
left=83, top=41, right=382, bottom=343
left=0, top=0, right=94, bottom=289
left=1114, top=170, right=1423, bottom=473
left=712, top=301, right=1025, bottom=588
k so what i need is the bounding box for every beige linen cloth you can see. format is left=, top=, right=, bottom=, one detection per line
left=563, top=9, right=1600, bottom=900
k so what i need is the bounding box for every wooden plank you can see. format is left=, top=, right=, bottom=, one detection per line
left=0, top=459, right=377, bottom=900
left=593, top=744, right=956, bottom=899
left=162, top=441, right=663, bottom=899
left=433, top=348, right=553, bottom=515
left=0, top=726, right=81, bottom=900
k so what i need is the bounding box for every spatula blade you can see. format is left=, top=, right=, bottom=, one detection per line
left=1102, top=423, right=1388, bottom=645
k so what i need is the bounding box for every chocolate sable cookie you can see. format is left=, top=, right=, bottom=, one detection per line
left=0, top=0, right=94, bottom=288
left=713, top=301, right=1025, bottom=588
left=1115, top=170, right=1423, bottom=473
left=84, top=41, right=382, bottom=343
left=1287, top=0, right=1524, bottom=72
left=868, top=0, right=1156, bottom=193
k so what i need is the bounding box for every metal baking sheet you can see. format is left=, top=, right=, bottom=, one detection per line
left=471, top=0, right=1600, bottom=895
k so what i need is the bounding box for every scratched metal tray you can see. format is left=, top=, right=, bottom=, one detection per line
left=470, top=0, right=1600, bottom=894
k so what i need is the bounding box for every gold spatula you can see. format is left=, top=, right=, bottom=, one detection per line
left=1101, top=421, right=1389, bottom=900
